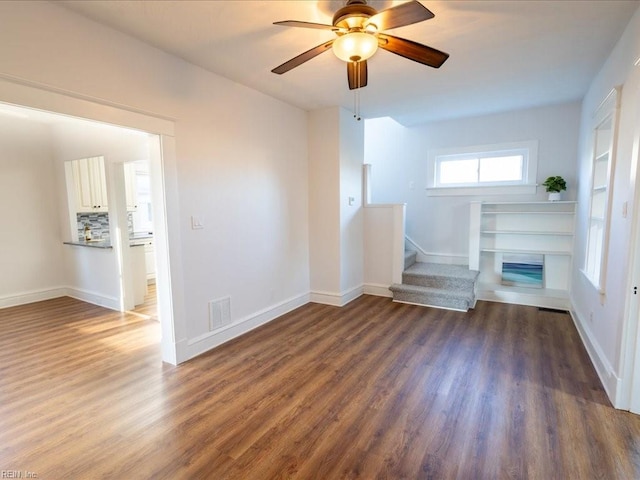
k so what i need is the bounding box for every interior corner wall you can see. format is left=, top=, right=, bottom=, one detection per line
left=308, top=106, right=364, bottom=304
left=0, top=116, right=64, bottom=306
left=0, top=1, right=310, bottom=361
left=339, top=108, right=364, bottom=294
left=364, top=102, right=581, bottom=262
left=570, top=5, right=640, bottom=405
left=308, top=107, right=341, bottom=295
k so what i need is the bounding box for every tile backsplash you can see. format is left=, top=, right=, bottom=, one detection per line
left=77, top=212, right=134, bottom=241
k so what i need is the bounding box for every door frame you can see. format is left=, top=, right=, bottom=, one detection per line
left=0, top=75, right=186, bottom=365
left=618, top=89, right=640, bottom=411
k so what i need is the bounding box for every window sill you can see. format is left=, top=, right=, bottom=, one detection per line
left=580, top=268, right=606, bottom=296
left=426, top=184, right=537, bottom=197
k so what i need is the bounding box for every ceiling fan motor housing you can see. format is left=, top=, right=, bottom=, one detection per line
left=332, top=2, right=377, bottom=30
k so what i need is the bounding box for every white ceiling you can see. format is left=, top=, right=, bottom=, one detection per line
left=56, top=0, right=639, bottom=126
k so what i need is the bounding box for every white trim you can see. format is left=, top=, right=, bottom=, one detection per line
left=64, top=286, right=121, bottom=311
left=0, top=72, right=175, bottom=135
left=427, top=184, right=538, bottom=197
left=363, top=163, right=372, bottom=206
left=476, top=287, right=569, bottom=310
left=363, top=283, right=393, bottom=298
left=185, top=292, right=310, bottom=360
left=310, top=285, right=364, bottom=307
left=405, top=235, right=469, bottom=265
left=392, top=204, right=407, bottom=284
left=0, top=75, right=182, bottom=365
left=569, top=304, right=620, bottom=405
left=583, top=86, right=622, bottom=296
left=0, top=287, right=68, bottom=309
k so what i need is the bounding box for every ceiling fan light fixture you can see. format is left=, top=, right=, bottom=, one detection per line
left=332, top=32, right=378, bottom=62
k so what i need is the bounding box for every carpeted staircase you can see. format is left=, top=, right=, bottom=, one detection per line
left=389, top=250, right=480, bottom=311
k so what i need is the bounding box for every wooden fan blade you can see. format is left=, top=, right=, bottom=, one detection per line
left=274, top=20, right=340, bottom=31
left=271, top=39, right=335, bottom=74
left=378, top=33, right=449, bottom=68
left=367, top=1, right=434, bottom=32
left=347, top=61, right=368, bottom=90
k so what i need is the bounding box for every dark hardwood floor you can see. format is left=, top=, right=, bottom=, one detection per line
left=1, top=294, right=640, bottom=479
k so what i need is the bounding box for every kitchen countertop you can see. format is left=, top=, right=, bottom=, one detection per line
left=64, top=240, right=113, bottom=249
left=64, top=233, right=153, bottom=248
left=129, top=233, right=153, bottom=247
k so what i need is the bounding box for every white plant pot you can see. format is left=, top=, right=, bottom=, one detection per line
left=548, top=192, right=562, bottom=202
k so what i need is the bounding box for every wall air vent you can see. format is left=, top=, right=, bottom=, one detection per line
left=209, top=296, right=231, bottom=331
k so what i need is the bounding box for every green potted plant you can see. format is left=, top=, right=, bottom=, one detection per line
left=542, top=176, right=567, bottom=201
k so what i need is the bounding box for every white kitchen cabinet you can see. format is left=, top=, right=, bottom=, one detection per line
left=71, top=156, right=108, bottom=213
left=124, top=162, right=138, bottom=212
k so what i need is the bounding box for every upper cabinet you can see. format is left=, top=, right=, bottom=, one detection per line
left=70, top=156, right=108, bottom=213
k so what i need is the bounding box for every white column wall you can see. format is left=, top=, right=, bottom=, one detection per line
left=308, top=107, right=364, bottom=305
left=339, top=108, right=364, bottom=296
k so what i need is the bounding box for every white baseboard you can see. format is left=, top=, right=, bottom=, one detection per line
left=404, top=235, right=468, bottom=265
left=569, top=301, right=620, bottom=405
left=184, top=292, right=310, bottom=361
left=64, top=287, right=121, bottom=311
left=363, top=283, right=393, bottom=298
left=477, top=289, right=569, bottom=310
left=0, top=287, right=67, bottom=309
left=310, top=285, right=364, bottom=306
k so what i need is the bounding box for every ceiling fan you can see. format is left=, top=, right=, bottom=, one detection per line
left=271, top=0, right=449, bottom=90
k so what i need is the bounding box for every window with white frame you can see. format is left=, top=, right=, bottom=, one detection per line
left=427, top=141, right=538, bottom=196
left=583, top=87, right=620, bottom=293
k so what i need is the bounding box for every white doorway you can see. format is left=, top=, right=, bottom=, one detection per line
left=0, top=78, right=183, bottom=365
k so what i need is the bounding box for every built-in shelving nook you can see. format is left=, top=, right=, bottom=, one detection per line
left=469, top=201, right=577, bottom=309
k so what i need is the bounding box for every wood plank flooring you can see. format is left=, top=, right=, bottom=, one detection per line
left=1, top=295, right=640, bottom=479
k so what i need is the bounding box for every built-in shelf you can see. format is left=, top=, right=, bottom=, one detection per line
left=480, top=248, right=572, bottom=256
left=482, top=210, right=574, bottom=215
left=469, top=201, right=577, bottom=309
left=481, top=230, right=573, bottom=236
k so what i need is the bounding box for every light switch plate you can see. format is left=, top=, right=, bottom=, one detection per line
left=191, top=215, right=204, bottom=229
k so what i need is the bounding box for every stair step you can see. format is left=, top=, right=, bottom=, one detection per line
left=389, top=283, right=474, bottom=311
left=403, top=262, right=478, bottom=289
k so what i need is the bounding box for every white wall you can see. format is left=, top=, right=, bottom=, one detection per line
left=308, top=108, right=341, bottom=296
left=0, top=2, right=310, bottom=362
left=364, top=102, right=581, bottom=263
left=0, top=116, right=64, bottom=306
left=308, top=106, right=365, bottom=305
left=339, top=108, right=364, bottom=294
left=570, top=6, right=640, bottom=405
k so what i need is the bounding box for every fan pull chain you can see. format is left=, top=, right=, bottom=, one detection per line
left=353, top=62, right=362, bottom=122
